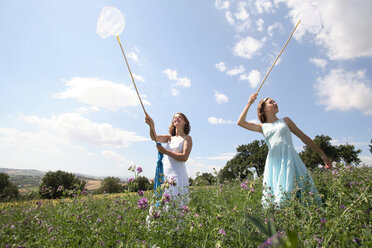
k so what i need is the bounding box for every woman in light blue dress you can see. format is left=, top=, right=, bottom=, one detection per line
left=237, top=93, right=331, bottom=207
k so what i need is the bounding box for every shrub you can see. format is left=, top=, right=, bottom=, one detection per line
left=0, top=173, right=18, bottom=201
left=99, top=177, right=123, bottom=193
left=39, top=170, right=86, bottom=199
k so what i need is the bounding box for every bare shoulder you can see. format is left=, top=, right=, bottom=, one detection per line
left=283, top=117, right=295, bottom=126
left=183, top=135, right=192, bottom=143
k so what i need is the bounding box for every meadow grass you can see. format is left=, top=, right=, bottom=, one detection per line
left=0, top=166, right=371, bottom=247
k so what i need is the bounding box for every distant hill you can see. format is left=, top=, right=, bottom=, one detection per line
left=0, top=168, right=103, bottom=194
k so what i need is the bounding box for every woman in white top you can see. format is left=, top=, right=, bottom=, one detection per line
left=145, top=112, right=192, bottom=205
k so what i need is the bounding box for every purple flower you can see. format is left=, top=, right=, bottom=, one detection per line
left=249, top=187, right=255, bottom=193
left=48, top=227, right=54, bottom=232
left=180, top=205, right=189, bottom=213
left=218, top=228, right=227, bottom=237
left=194, top=213, right=199, bottom=217
left=151, top=210, right=161, bottom=219
left=168, top=177, right=177, bottom=186
left=51, top=236, right=55, bottom=241
left=117, top=215, right=123, bottom=220
left=136, top=166, right=143, bottom=173
left=320, top=218, right=327, bottom=224
left=352, top=238, right=361, bottom=245
left=128, top=178, right=134, bottom=183
left=314, top=235, right=324, bottom=243
left=138, top=198, right=148, bottom=209
left=240, top=182, right=247, bottom=190
left=162, top=193, right=171, bottom=203
left=57, top=185, right=64, bottom=192
left=340, top=205, right=346, bottom=209
left=137, top=190, right=144, bottom=196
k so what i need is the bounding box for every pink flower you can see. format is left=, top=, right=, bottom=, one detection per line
left=218, top=228, right=227, bottom=237
left=137, top=166, right=143, bottom=173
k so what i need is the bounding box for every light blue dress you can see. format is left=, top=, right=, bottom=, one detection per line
left=261, top=118, right=320, bottom=207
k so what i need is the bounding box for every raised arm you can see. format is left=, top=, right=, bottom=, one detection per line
left=145, top=113, right=170, bottom=143
left=157, top=136, right=193, bottom=162
left=237, top=93, right=263, bottom=133
left=284, top=117, right=332, bottom=169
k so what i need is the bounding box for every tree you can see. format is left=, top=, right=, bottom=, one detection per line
left=99, top=177, right=123, bottom=193
left=194, top=172, right=216, bottom=186
left=39, top=170, right=86, bottom=199
left=0, top=173, right=18, bottom=200
left=219, top=140, right=268, bottom=182
left=136, top=176, right=150, bottom=191
left=299, top=135, right=361, bottom=169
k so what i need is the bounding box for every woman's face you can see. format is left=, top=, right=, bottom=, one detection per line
left=172, top=114, right=185, bottom=127
left=264, top=98, right=279, bottom=113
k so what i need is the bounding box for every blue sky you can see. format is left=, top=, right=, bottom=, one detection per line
left=0, top=0, right=371, bottom=179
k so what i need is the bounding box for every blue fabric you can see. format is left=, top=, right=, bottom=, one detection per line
left=261, top=118, right=321, bottom=207
left=154, top=143, right=164, bottom=194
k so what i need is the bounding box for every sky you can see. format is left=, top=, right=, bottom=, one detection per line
left=0, top=0, right=371, bottom=179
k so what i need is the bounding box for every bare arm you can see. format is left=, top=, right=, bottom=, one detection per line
left=157, top=136, right=193, bottom=162
left=284, top=117, right=332, bottom=168
left=237, top=93, right=262, bottom=133
left=145, top=113, right=170, bottom=143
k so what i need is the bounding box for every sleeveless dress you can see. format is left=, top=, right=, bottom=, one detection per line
left=261, top=118, right=320, bottom=207
left=163, top=136, right=189, bottom=205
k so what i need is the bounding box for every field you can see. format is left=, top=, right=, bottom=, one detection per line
left=1, top=166, right=371, bottom=247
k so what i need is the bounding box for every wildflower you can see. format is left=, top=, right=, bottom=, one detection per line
left=218, top=228, right=227, bottom=237
left=249, top=187, right=255, bottom=193
left=308, top=191, right=314, bottom=196
left=162, top=193, right=171, bottom=203
left=320, top=218, right=327, bottom=224
left=340, top=205, right=346, bottom=210
left=51, top=236, right=55, bottom=241
left=136, top=166, right=143, bottom=173
left=194, top=213, right=199, bottom=217
left=180, top=205, right=189, bottom=213
left=151, top=210, right=161, bottom=219
left=57, top=185, right=64, bottom=192
left=352, top=238, right=361, bottom=245
left=117, top=215, right=123, bottom=220
left=137, top=190, right=144, bottom=197
left=314, top=235, right=324, bottom=244
left=138, top=198, right=148, bottom=209
left=240, top=182, right=247, bottom=190
left=128, top=178, right=134, bottom=183
left=168, top=177, right=177, bottom=186
left=48, top=227, right=54, bottom=232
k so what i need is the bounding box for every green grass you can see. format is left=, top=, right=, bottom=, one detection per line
left=1, top=166, right=371, bottom=247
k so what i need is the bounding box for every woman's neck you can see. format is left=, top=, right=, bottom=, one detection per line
left=175, top=127, right=185, bottom=137
left=266, top=114, right=278, bottom=123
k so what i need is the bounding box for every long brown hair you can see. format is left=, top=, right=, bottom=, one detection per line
left=168, top=113, right=191, bottom=136
left=257, top=97, right=269, bottom=123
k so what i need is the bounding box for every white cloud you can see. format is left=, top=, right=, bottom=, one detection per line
left=208, top=116, right=234, bottom=125
left=235, top=2, right=249, bottom=21
left=240, top=69, right=261, bottom=88
left=207, top=152, right=235, bottom=161
left=315, top=69, right=372, bottom=115
left=163, top=68, right=191, bottom=87
left=285, top=0, right=372, bottom=60
left=101, top=150, right=134, bottom=168
left=54, top=77, right=150, bottom=112
left=225, top=11, right=235, bottom=25
left=256, top=18, right=264, bottom=32
left=227, top=65, right=245, bottom=75
left=255, top=0, right=274, bottom=14
left=360, top=156, right=372, bottom=166
left=214, top=91, right=229, bottom=104
left=127, top=51, right=139, bottom=63
left=132, top=73, right=145, bottom=82
left=171, top=88, right=180, bottom=96
left=233, top=36, right=263, bottom=59
left=215, top=61, right=227, bottom=72
left=21, top=113, right=148, bottom=147
left=215, top=0, right=230, bottom=10
left=267, top=22, right=283, bottom=37
left=309, top=57, right=327, bottom=70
